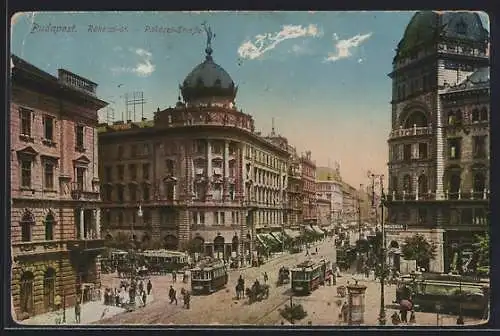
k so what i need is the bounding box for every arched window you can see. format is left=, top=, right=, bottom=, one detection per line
left=20, top=211, right=35, bottom=242
left=214, top=235, right=225, bottom=254
left=403, top=175, right=412, bottom=194
left=418, top=175, right=428, bottom=196
left=43, top=268, right=56, bottom=311
left=44, top=212, right=55, bottom=241
left=20, top=271, right=34, bottom=314
left=404, top=111, right=427, bottom=128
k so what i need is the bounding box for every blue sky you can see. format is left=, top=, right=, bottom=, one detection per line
left=10, top=11, right=490, bottom=188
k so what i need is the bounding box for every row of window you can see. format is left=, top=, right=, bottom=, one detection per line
left=116, top=143, right=150, bottom=159
left=448, top=136, right=487, bottom=160
left=245, top=146, right=286, bottom=171
left=390, top=171, right=487, bottom=194
left=447, top=107, right=489, bottom=125
left=193, top=139, right=237, bottom=156
left=19, top=108, right=86, bottom=150
left=391, top=143, right=429, bottom=162
left=18, top=212, right=55, bottom=242
left=20, top=159, right=86, bottom=190
left=104, top=163, right=151, bottom=182
left=395, top=73, right=434, bottom=101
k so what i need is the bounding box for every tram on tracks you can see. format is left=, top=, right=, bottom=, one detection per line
left=190, top=259, right=228, bottom=295
left=291, top=258, right=333, bottom=295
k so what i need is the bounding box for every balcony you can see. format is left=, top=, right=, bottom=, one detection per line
left=70, top=182, right=100, bottom=201
left=384, top=189, right=490, bottom=202
left=389, top=126, right=432, bottom=139
left=67, top=238, right=105, bottom=253
left=12, top=240, right=67, bottom=258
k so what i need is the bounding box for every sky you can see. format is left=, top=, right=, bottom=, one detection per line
left=10, top=11, right=490, bottom=188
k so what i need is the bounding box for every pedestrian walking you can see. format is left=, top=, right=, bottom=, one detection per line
left=263, top=272, right=268, bottom=283
left=147, top=280, right=152, bottom=295
left=142, top=291, right=147, bottom=307
left=139, top=280, right=144, bottom=294
left=172, top=272, right=177, bottom=283
left=169, top=285, right=177, bottom=305
left=74, top=300, right=81, bottom=324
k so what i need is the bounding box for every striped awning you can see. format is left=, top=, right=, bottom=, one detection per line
left=304, top=225, right=315, bottom=233
left=256, top=234, right=268, bottom=248
left=284, top=229, right=301, bottom=239
left=270, top=232, right=283, bottom=244
left=264, top=233, right=280, bottom=246
left=312, top=226, right=325, bottom=235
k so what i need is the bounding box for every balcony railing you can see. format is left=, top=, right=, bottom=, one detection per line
left=389, top=125, right=432, bottom=139
left=70, top=182, right=100, bottom=201
left=384, top=189, right=490, bottom=202
left=67, top=238, right=105, bottom=252
left=12, top=240, right=67, bottom=256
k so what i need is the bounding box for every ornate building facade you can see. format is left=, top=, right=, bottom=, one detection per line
left=385, top=11, right=489, bottom=272
left=300, top=151, right=317, bottom=225
left=10, top=56, right=107, bottom=319
left=315, top=167, right=343, bottom=229
left=98, top=39, right=289, bottom=264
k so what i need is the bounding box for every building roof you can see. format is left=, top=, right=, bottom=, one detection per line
left=396, top=11, right=488, bottom=59
left=180, top=39, right=237, bottom=103
left=316, top=166, right=342, bottom=182
left=444, top=66, right=490, bottom=93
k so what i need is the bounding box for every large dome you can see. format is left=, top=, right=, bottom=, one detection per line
left=180, top=47, right=237, bottom=104
left=396, top=11, right=489, bottom=58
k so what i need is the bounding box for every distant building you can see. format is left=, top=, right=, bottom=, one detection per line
left=300, top=151, right=317, bottom=225
left=10, top=55, right=108, bottom=319
left=386, top=11, right=489, bottom=273
left=315, top=166, right=343, bottom=229
left=98, top=39, right=289, bottom=264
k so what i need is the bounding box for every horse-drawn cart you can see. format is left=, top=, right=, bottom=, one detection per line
left=246, top=283, right=270, bottom=303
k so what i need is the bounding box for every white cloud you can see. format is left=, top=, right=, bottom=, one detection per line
left=111, top=47, right=155, bottom=77
left=324, top=32, right=372, bottom=62
left=358, top=58, right=364, bottom=63
left=238, top=24, right=322, bottom=60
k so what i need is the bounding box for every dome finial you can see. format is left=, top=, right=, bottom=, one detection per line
left=202, top=21, right=215, bottom=58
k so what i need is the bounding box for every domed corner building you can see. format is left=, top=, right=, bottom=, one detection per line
left=385, top=11, right=490, bottom=274
left=98, top=35, right=291, bottom=267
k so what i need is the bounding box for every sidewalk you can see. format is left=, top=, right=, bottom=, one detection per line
left=19, top=292, right=157, bottom=325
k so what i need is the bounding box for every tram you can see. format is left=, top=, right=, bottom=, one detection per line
left=190, top=259, right=228, bottom=295
left=140, top=250, right=189, bottom=275
left=291, top=258, right=333, bottom=295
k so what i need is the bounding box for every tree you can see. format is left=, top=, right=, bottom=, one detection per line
left=401, top=234, right=437, bottom=269
left=474, top=232, right=489, bottom=267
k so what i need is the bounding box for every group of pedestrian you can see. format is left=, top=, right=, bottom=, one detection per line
left=169, top=285, right=191, bottom=309
left=103, top=279, right=153, bottom=308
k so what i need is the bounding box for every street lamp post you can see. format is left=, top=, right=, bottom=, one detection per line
left=377, top=174, right=387, bottom=326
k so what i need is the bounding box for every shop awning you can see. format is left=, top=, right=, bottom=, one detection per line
left=284, top=229, right=301, bottom=239
left=312, top=226, right=325, bottom=235
left=304, top=225, right=315, bottom=233
left=256, top=234, right=268, bottom=248
left=264, top=233, right=281, bottom=246
left=270, top=232, right=283, bottom=244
